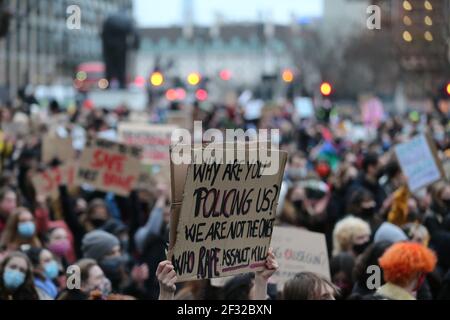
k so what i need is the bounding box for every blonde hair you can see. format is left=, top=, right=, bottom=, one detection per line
left=403, top=223, right=430, bottom=247
left=332, top=215, right=371, bottom=256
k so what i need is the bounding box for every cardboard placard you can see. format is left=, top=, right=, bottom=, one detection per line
left=168, top=144, right=287, bottom=281
left=167, top=111, right=193, bottom=131
left=394, top=133, right=444, bottom=192
left=42, top=135, right=76, bottom=164
left=444, top=159, right=450, bottom=181
left=270, top=226, right=330, bottom=291
left=75, top=138, right=142, bottom=196
left=32, top=163, right=77, bottom=199
left=118, top=123, right=178, bottom=166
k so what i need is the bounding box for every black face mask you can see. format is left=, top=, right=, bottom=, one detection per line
left=91, top=218, right=106, bottom=228
left=360, top=207, right=375, bottom=218
left=99, top=256, right=126, bottom=289
left=442, top=199, right=450, bottom=210
left=353, top=241, right=370, bottom=255
left=292, top=200, right=303, bottom=210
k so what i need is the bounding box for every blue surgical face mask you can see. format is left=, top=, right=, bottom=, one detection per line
left=3, top=268, right=26, bottom=290
left=43, top=260, right=59, bottom=280
left=17, top=221, right=35, bottom=238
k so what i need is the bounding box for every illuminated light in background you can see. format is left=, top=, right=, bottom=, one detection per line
left=98, top=78, right=109, bottom=89
left=187, top=72, right=201, bottom=86
left=219, top=69, right=232, bottom=81
left=195, top=89, right=208, bottom=101
left=424, top=31, right=433, bottom=41
left=403, top=0, right=412, bottom=11
left=320, top=82, right=332, bottom=96
left=409, top=111, right=420, bottom=122
left=446, top=83, right=450, bottom=95
left=165, top=89, right=178, bottom=101
left=134, top=75, right=146, bottom=87
left=76, top=71, right=87, bottom=81
left=424, top=0, right=433, bottom=10
left=403, top=31, right=413, bottom=42
left=424, top=16, right=433, bottom=26
left=282, top=69, right=294, bottom=83
left=176, top=88, right=186, bottom=100
left=403, top=16, right=412, bottom=26
left=150, top=72, right=164, bottom=87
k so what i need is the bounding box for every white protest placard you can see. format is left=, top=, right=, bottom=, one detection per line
left=394, top=134, right=444, bottom=192
left=294, top=97, right=314, bottom=118
left=75, top=138, right=142, bottom=196
left=168, top=145, right=287, bottom=282
left=244, top=100, right=264, bottom=120
left=270, top=226, right=330, bottom=291
left=118, top=123, right=178, bottom=166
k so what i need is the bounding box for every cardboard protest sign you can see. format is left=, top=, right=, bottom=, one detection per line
left=167, top=111, right=193, bottom=131
left=270, top=226, right=330, bottom=291
left=32, top=163, right=77, bottom=199
left=42, top=135, right=75, bottom=164
left=168, top=143, right=287, bottom=281
left=394, top=134, right=444, bottom=192
left=118, top=123, right=178, bottom=166
left=75, top=138, right=142, bottom=196
left=444, top=159, right=450, bottom=181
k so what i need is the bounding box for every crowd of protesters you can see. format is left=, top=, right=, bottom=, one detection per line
left=0, top=89, right=449, bottom=300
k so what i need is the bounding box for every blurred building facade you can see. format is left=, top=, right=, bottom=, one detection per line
left=321, top=0, right=369, bottom=43
left=136, top=23, right=297, bottom=87
left=371, top=0, right=450, bottom=97
left=0, top=0, right=132, bottom=101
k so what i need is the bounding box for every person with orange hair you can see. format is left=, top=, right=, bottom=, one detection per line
left=375, top=242, right=437, bottom=300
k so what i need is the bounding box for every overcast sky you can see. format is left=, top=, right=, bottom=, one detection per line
left=133, top=0, right=324, bottom=27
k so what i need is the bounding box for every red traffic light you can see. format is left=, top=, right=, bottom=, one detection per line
left=320, top=82, right=333, bottom=96
left=195, top=89, right=208, bottom=101
left=219, top=69, right=232, bottom=81
left=165, top=89, right=177, bottom=101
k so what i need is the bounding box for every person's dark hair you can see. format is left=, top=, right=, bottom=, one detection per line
left=223, top=273, right=254, bottom=300
left=362, top=152, right=379, bottom=173
left=0, top=251, right=39, bottom=300
left=383, top=161, right=401, bottom=180
left=437, top=271, right=450, bottom=300
left=346, top=188, right=374, bottom=214
left=331, top=252, right=355, bottom=280
left=87, top=198, right=107, bottom=216
left=288, top=151, right=306, bottom=164
left=283, top=272, right=339, bottom=300
left=24, top=247, right=48, bottom=281
left=24, top=247, right=43, bottom=267
left=76, top=258, right=99, bottom=285
left=352, top=241, right=392, bottom=290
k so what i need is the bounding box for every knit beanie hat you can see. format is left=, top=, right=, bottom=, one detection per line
left=81, top=230, right=120, bottom=262
left=374, top=222, right=408, bottom=244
